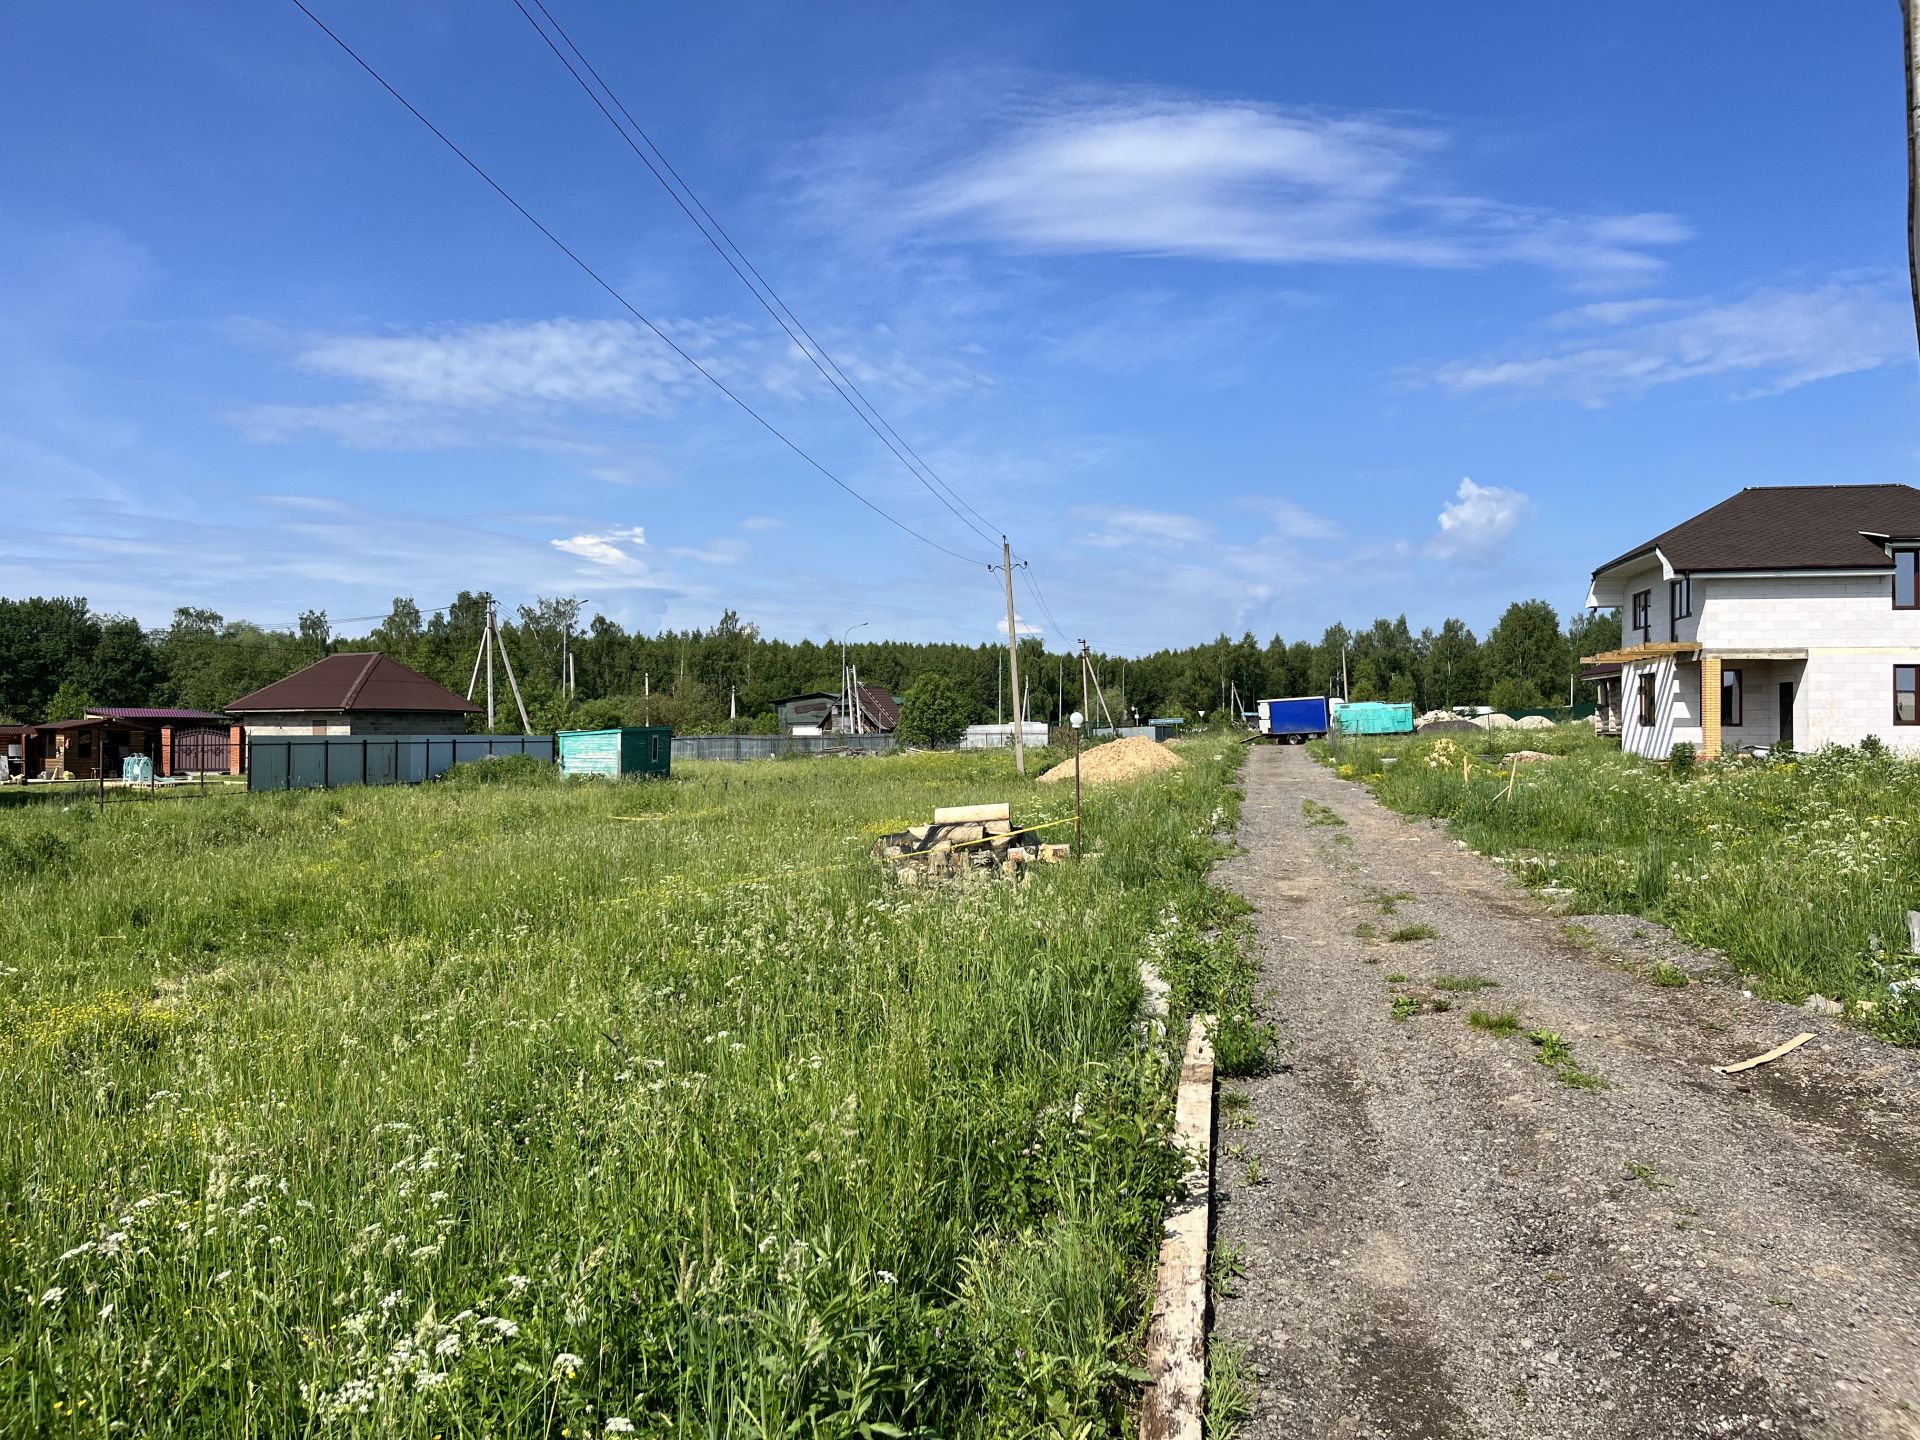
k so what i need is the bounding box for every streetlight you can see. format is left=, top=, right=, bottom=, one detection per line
left=840, top=622, right=868, bottom=733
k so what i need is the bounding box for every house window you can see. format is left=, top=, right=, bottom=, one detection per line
left=1631, top=590, right=1651, bottom=642
left=1638, top=673, right=1656, bottom=727
left=1721, top=667, right=1743, bottom=727
left=1896, top=550, right=1918, bottom=610
left=1668, top=577, right=1690, bottom=639
left=1898, top=665, right=1919, bottom=725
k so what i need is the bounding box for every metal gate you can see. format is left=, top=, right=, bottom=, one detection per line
left=172, top=728, right=231, bottom=774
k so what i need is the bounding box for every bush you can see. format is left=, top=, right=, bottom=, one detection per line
left=1667, top=741, right=1695, bottom=776
left=895, top=673, right=970, bottom=747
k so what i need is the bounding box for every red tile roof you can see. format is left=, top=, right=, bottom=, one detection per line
left=226, top=653, right=481, bottom=715
left=1595, top=484, right=1920, bottom=576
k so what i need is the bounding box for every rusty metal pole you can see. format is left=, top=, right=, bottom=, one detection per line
left=1073, top=721, right=1083, bottom=860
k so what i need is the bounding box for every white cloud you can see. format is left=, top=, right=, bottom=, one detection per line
left=1079, top=506, right=1213, bottom=549
left=551, top=525, right=648, bottom=571
left=870, top=91, right=1685, bottom=281
left=296, top=319, right=718, bottom=411
left=740, top=515, right=784, bottom=531
left=1261, top=498, right=1342, bottom=541
left=996, top=612, right=1042, bottom=637
left=1431, top=280, right=1908, bottom=405
left=1426, top=477, right=1529, bottom=563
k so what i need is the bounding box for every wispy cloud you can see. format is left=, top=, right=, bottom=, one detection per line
left=805, top=79, right=1687, bottom=283
left=551, top=525, right=648, bottom=571
left=1426, top=477, right=1529, bottom=563
left=1078, top=505, right=1213, bottom=549
left=1430, top=279, right=1908, bottom=405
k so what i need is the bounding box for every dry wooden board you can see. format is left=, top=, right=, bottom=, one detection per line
left=1141, top=1015, right=1215, bottom=1440
left=932, top=802, right=1009, bottom=824
left=1712, top=1031, right=1814, bottom=1075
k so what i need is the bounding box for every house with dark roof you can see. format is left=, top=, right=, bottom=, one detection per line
left=1585, top=484, right=1920, bottom=758
left=226, top=653, right=480, bottom=738
left=826, top=684, right=901, bottom=735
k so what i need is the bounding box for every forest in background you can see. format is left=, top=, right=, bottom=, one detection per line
left=0, top=592, right=1622, bottom=734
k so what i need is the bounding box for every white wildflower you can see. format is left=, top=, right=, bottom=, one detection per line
left=505, top=1274, right=530, bottom=1295
left=553, top=1351, right=585, bottom=1379
left=606, top=1420, right=636, bottom=1434
left=40, top=1286, right=64, bottom=1308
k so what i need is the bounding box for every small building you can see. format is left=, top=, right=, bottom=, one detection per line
left=29, top=715, right=173, bottom=781
left=227, top=652, right=481, bottom=737
left=826, top=685, right=901, bottom=735
left=557, top=726, right=672, bottom=779
left=87, top=707, right=241, bottom=775
left=771, top=692, right=838, bottom=734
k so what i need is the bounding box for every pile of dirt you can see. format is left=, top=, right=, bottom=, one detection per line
left=1038, top=735, right=1185, bottom=786
left=1415, top=709, right=1455, bottom=728
left=1513, top=714, right=1557, bottom=730
left=1473, top=712, right=1519, bottom=729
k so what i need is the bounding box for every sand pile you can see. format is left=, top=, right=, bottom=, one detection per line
left=1514, top=714, right=1556, bottom=730
left=1038, top=735, right=1185, bottom=786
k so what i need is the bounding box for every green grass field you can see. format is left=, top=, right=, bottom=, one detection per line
left=1313, top=727, right=1920, bottom=1042
left=0, top=738, right=1258, bottom=1437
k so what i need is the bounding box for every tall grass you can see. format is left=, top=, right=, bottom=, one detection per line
left=1315, top=729, right=1920, bottom=1040
left=0, top=738, right=1254, bottom=1436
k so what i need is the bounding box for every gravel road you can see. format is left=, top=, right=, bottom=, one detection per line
left=1211, top=744, right=1920, bottom=1440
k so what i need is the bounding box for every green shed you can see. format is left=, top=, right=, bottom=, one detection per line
left=556, top=726, right=673, bottom=779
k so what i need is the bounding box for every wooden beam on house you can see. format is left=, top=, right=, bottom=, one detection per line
left=1579, top=642, right=1703, bottom=666
left=1701, top=653, right=1722, bottom=758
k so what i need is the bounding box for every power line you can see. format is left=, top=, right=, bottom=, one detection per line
left=1017, top=564, right=1066, bottom=642
left=287, top=0, right=992, bottom=571
left=512, top=0, right=1004, bottom=545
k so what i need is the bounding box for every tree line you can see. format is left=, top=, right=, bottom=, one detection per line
left=0, top=592, right=1621, bottom=733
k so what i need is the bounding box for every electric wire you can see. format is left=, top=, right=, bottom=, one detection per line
left=287, top=0, right=992, bottom=570
left=513, top=0, right=1004, bottom=544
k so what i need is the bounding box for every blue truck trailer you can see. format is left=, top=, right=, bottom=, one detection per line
left=1257, top=696, right=1332, bottom=741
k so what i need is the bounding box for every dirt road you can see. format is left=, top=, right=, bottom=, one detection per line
left=1212, top=745, right=1920, bottom=1440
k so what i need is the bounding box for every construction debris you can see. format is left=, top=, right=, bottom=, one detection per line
left=1038, top=735, right=1185, bottom=786
left=1711, top=1032, right=1815, bottom=1075
left=874, top=802, right=1070, bottom=882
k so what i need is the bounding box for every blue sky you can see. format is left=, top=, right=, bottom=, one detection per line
left=4, top=4, right=1914, bottom=652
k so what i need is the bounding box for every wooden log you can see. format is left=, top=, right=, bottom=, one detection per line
left=983, top=818, right=1013, bottom=836
left=933, top=802, right=1010, bottom=824
left=1141, top=1016, right=1215, bottom=1440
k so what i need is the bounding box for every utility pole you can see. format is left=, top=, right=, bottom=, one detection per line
left=1906, top=0, right=1920, bottom=365
left=1078, top=638, right=1089, bottom=726
left=997, top=537, right=1026, bottom=776
left=465, top=594, right=531, bottom=733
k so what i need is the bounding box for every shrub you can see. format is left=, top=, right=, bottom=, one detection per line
left=1667, top=741, right=1695, bottom=776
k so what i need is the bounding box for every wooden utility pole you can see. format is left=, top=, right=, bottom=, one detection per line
left=999, top=537, right=1026, bottom=776
left=1906, top=0, right=1920, bottom=362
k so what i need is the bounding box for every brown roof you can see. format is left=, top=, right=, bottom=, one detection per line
left=854, top=685, right=900, bottom=730
left=1595, top=484, right=1920, bottom=577
left=226, top=652, right=481, bottom=715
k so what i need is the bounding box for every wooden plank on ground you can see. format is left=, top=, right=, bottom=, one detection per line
left=1141, top=1015, right=1215, bottom=1440
left=932, top=802, right=1010, bottom=824
left=1712, top=1031, right=1814, bottom=1075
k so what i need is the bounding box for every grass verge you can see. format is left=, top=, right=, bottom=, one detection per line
left=1311, top=727, right=1920, bottom=1042
left=0, top=736, right=1258, bottom=1436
